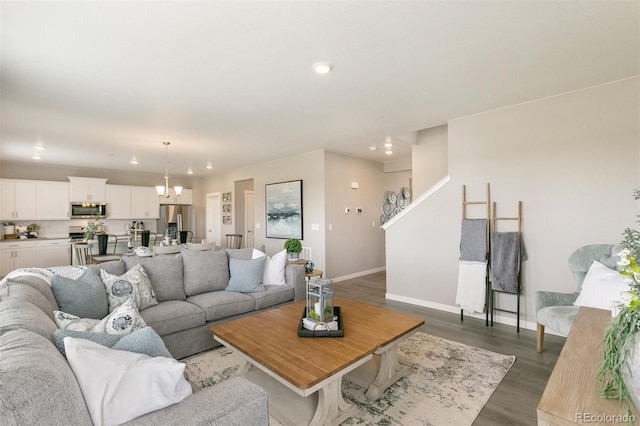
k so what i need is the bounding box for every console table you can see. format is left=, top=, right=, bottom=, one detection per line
left=537, top=306, right=638, bottom=425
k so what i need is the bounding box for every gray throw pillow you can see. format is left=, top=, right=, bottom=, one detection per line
left=181, top=249, right=230, bottom=295
left=51, top=269, right=109, bottom=319
left=53, top=326, right=172, bottom=358
left=226, top=257, right=266, bottom=293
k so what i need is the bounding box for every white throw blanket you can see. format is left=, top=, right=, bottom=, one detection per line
left=456, top=260, right=487, bottom=313
left=0, top=265, right=87, bottom=287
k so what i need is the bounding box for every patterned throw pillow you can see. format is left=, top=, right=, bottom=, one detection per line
left=54, top=310, right=101, bottom=332
left=101, top=263, right=158, bottom=312
left=92, top=298, right=147, bottom=336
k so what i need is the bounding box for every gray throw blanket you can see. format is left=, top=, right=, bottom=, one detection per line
left=490, top=232, right=527, bottom=294
left=460, top=219, right=487, bottom=262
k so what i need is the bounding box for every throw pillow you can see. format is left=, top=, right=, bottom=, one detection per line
left=53, top=326, right=172, bottom=358
left=101, top=263, right=158, bottom=312
left=54, top=310, right=101, bottom=332
left=51, top=269, right=109, bottom=319
left=92, top=298, right=147, bottom=335
left=64, top=337, right=192, bottom=426
left=226, top=256, right=266, bottom=293
left=264, top=249, right=287, bottom=286
left=574, top=261, right=631, bottom=310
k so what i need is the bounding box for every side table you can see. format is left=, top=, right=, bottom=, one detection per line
left=305, top=270, right=323, bottom=281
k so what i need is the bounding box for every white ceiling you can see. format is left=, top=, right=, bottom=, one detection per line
left=1, top=1, right=638, bottom=177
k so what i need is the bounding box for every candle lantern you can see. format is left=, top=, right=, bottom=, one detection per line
left=306, top=278, right=334, bottom=324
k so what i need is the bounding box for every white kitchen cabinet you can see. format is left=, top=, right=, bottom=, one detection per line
left=131, top=186, right=160, bottom=219
left=106, top=185, right=132, bottom=219
left=159, top=188, right=192, bottom=205
left=0, top=240, right=37, bottom=277
left=0, top=179, right=38, bottom=221
left=68, top=177, right=107, bottom=201
left=36, top=239, right=71, bottom=268
left=36, top=181, right=70, bottom=220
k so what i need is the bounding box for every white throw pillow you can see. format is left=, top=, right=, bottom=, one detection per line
left=54, top=310, right=101, bottom=332
left=574, top=261, right=631, bottom=310
left=252, top=248, right=287, bottom=286
left=92, top=298, right=147, bottom=335
left=64, top=337, right=192, bottom=426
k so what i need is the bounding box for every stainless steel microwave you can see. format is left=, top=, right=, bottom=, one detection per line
left=70, top=202, right=107, bottom=218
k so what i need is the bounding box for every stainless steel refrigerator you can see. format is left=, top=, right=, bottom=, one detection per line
left=157, top=205, right=194, bottom=239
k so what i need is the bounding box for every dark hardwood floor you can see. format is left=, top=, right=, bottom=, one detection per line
left=333, top=271, right=565, bottom=426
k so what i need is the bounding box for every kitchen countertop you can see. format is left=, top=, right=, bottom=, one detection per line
left=0, top=237, right=70, bottom=243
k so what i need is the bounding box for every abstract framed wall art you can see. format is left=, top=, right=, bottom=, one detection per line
left=265, top=179, right=303, bottom=239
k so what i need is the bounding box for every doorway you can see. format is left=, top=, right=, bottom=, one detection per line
left=205, top=193, right=221, bottom=246
left=244, top=190, right=255, bottom=248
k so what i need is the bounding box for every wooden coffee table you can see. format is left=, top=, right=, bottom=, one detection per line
left=210, top=296, right=424, bottom=426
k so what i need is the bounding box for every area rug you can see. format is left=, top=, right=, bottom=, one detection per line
left=183, top=332, right=515, bottom=425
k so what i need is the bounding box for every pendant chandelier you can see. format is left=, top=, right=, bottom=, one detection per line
left=155, top=141, right=183, bottom=198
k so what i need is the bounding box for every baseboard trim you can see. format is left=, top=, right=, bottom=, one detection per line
left=384, top=292, right=564, bottom=336
left=331, top=267, right=386, bottom=283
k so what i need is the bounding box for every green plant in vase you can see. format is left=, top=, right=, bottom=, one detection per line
left=83, top=215, right=104, bottom=240
left=284, top=238, right=302, bottom=260
left=598, top=187, right=640, bottom=414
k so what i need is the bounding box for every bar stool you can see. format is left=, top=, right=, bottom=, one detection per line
left=226, top=234, right=243, bottom=249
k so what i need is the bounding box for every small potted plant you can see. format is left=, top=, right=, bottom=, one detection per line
left=83, top=216, right=104, bottom=240
left=284, top=238, right=302, bottom=261
left=27, top=223, right=40, bottom=238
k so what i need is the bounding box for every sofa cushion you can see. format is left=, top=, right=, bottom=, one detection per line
left=186, top=291, right=255, bottom=322
left=250, top=285, right=295, bottom=310
left=51, top=268, right=109, bottom=319
left=227, top=257, right=266, bottom=293
left=4, top=275, right=58, bottom=311
left=64, top=337, right=192, bottom=426
left=101, top=264, right=158, bottom=312
left=0, top=330, right=93, bottom=426
left=0, top=299, right=57, bottom=341
left=223, top=248, right=254, bottom=260
left=54, top=326, right=172, bottom=358
left=181, top=249, right=230, bottom=295
left=139, top=300, right=205, bottom=336
left=5, top=280, right=56, bottom=319
left=88, top=258, right=125, bottom=276
left=124, top=256, right=186, bottom=302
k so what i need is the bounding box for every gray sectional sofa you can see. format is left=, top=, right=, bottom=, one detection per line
left=0, top=247, right=306, bottom=425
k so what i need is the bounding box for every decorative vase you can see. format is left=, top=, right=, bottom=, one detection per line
left=97, top=234, right=108, bottom=255
left=622, top=333, right=640, bottom=411
left=305, top=260, right=314, bottom=273
left=141, top=230, right=150, bottom=247
left=288, top=252, right=300, bottom=261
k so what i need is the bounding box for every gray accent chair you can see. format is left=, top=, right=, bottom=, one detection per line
left=535, top=244, right=622, bottom=352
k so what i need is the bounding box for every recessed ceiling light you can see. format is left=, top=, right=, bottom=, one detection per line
left=32, top=153, right=42, bottom=160
left=384, top=142, right=393, bottom=148
left=369, top=146, right=377, bottom=151
left=312, top=62, right=333, bottom=74
left=130, top=159, right=138, bottom=165
left=385, top=150, right=393, bottom=155
left=206, top=163, right=212, bottom=170
left=34, top=145, right=46, bottom=150
left=187, top=168, right=193, bottom=175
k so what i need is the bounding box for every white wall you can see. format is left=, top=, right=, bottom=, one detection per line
left=386, top=77, right=640, bottom=329
left=324, top=151, right=387, bottom=278
left=412, top=124, right=449, bottom=196
left=203, top=150, right=327, bottom=271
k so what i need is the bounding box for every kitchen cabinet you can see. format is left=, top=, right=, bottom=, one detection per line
left=0, top=179, right=38, bottom=221
left=131, top=186, right=160, bottom=219
left=68, top=177, right=107, bottom=201
left=36, top=181, right=70, bottom=220
left=36, top=239, right=71, bottom=268
left=159, top=188, right=192, bottom=205
left=106, top=185, right=132, bottom=219
left=0, top=240, right=37, bottom=277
